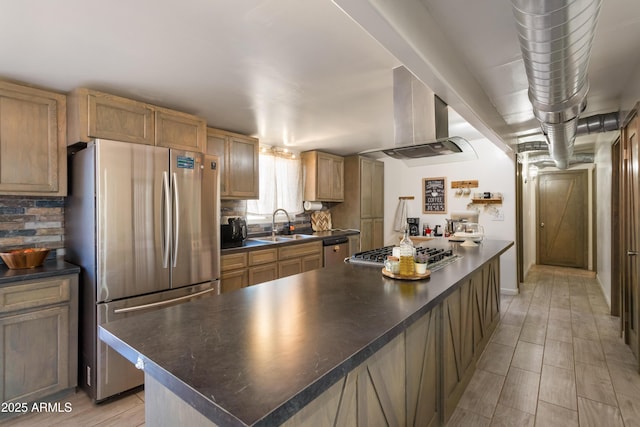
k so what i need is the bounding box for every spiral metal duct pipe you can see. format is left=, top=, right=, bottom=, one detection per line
left=511, top=0, right=603, bottom=169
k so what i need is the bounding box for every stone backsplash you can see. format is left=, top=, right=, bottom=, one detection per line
left=220, top=199, right=312, bottom=234
left=0, top=196, right=65, bottom=255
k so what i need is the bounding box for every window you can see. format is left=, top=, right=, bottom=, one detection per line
left=246, top=151, right=303, bottom=221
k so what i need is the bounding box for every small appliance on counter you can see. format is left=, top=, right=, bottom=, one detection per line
left=407, top=217, right=420, bottom=236
left=221, top=217, right=248, bottom=248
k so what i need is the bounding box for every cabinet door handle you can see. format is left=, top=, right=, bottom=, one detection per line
left=628, top=251, right=638, bottom=256
left=540, top=222, right=545, bottom=228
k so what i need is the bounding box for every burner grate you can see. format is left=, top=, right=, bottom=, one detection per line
left=349, top=245, right=461, bottom=272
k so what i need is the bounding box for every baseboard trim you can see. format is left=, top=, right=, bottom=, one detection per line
left=500, top=288, right=519, bottom=296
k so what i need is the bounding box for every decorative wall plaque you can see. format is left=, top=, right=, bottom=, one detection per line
left=423, top=177, right=447, bottom=214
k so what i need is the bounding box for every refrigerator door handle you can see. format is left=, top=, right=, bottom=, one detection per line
left=172, top=172, right=180, bottom=267
left=113, top=288, right=214, bottom=314
left=161, top=171, right=171, bottom=268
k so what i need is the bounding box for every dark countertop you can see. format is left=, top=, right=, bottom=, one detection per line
left=100, top=239, right=513, bottom=427
left=221, top=229, right=360, bottom=254
left=0, top=258, right=81, bottom=286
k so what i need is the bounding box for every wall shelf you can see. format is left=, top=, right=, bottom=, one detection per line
left=471, top=198, right=503, bottom=204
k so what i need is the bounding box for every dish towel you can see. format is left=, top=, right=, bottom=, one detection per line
left=393, top=199, right=408, bottom=232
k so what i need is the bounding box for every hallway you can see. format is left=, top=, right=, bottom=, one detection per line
left=447, top=265, right=640, bottom=426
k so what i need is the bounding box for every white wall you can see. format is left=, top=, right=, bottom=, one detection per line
left=382, top=137, right=518, bottom=293
left=594, top=132, right=619, bottom=308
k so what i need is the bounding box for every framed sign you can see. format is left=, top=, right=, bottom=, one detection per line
left=423, top=177, right=447, bottom=214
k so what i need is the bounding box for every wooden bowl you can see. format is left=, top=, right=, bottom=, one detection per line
left=0, top=248, right=50, bottom=269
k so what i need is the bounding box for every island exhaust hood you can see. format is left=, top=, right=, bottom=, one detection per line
left=361, top=66, right=477, bottom=166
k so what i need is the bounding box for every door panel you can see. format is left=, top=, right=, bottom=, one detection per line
left=623, top=114, right=639, bottom=361
left=537, top=170, right=588, bottom=268
left=170, top=150, right=210, bottom=288
left=96, top=141, right=170, bottom=301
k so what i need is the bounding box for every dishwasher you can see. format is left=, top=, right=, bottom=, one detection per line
left=323, top=236, right=350, bottom=267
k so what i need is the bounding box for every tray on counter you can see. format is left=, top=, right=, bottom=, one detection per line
left=381, top=268, right=431, bottom=281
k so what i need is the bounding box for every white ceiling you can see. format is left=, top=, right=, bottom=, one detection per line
left=1, top=0, right=639, bottom=156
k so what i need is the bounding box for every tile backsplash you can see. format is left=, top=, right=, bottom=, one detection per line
left=0, top=196, right=65, bottom=253
left=220, top=200, right=312, bottom=234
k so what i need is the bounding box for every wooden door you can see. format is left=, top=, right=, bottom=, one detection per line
left=155, top=108, right=206, bottom=152
left=87, top=91, right=154, bottom=145
left=228, top=136, right=259, bottom=199
left=0, top=306, right=70, bottom=403
left=206, top=130, right=228, bottom=196
left=316, top=154, right=334, bottom=200
left=622, top=113, right=639, bottom=361
left=330, top=156, right=344, bottom=201
left=537, top=170, right=588, bottom=268
left=0, top=81, right=66, bottom=195
left=612, top=137, right=622, bottom=317
left=360, top=158, right=373, bottom=218
left=360, top=219, right=373, bottom=252
left=372, top=161, right=384, bottom=218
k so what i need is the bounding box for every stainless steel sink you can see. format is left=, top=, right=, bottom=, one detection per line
left=248, top=234, right=314, bottom=243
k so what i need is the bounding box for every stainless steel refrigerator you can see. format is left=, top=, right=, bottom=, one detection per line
left=66, top=139, right=219, bottom=401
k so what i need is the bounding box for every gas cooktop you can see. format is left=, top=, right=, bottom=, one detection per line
left=348, top=245, right=461, bottom=272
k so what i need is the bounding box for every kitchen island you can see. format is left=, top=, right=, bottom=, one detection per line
left=100, top=239, right=513, bottom=426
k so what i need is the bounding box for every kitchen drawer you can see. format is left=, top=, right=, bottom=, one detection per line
left=249, top=248, right=278, bottom=266
left=278, top=241, right=322, bottom=260
left=221, top=252, right=248, bottom=271
left=0, top=276, right=71, bottom=314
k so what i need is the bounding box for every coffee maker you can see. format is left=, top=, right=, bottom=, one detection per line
left=221, top=217, right=248, bottom=248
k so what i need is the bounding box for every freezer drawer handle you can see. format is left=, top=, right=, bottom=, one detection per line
left=113, top=288, right=214, bottom=314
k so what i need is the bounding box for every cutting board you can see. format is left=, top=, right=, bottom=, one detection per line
left=311, top=211, right=332, bottom=231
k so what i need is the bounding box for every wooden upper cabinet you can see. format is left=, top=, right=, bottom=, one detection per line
left=68, top=88, right=205, bottom=152
left=68, top=88, right=154, bottom=145
left=372, top=160, right=385, bottom=218
left=301, top=151, right=344, bottom=202
left=155, top=107, right=206, bottom=152
left=0, top=80, right=67, bottom=196
left=206, top=130, right=227, bottom=195
left=206, top=128, right=259, bottom=199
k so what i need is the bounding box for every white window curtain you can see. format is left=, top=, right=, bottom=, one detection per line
left=247, top=153, right=303, bottom=216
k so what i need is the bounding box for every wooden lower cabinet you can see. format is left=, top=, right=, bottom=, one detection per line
left=221, top=241, right=323, bottom=291
left=348, top=234, right=360, bottom=255
left=279, top=258, right=302, bottom=278
left=220, top=252, right=249, bottom=293
left=220, top=269, right=248, bottom=293
left=250, top=264, right=278, bottom=285
left=360, top=219, right=384, bottom=252
left=278, top=241, right=323, bottom=279
left=0, top=274, right=78, bottom=410
left=301, top=254, right=322, bottom=272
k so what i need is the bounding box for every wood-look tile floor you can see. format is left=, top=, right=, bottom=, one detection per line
left=2, top=389, right=145, bottom=427
left=447, top=265, right=640, bottom=427
left=4, top=265, right=639, bottom=427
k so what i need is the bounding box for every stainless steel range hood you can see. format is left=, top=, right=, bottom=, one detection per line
left=361, top=66, right=477, bottom=166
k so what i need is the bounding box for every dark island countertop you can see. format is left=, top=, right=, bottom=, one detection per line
left=100, top=239, right=513, bottom=427
left=0, top=258, right=81, bottom=286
